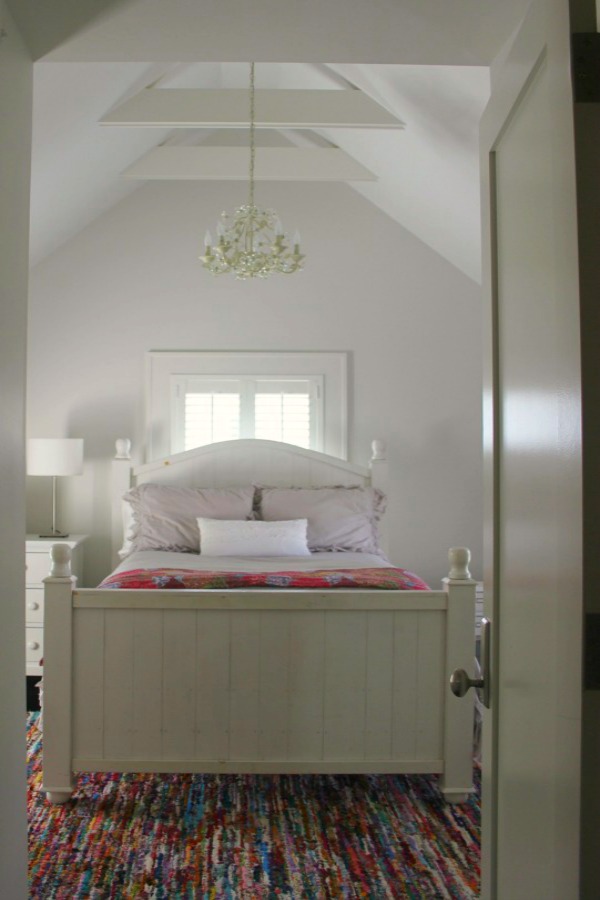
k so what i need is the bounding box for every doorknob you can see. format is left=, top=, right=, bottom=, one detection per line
left=450, top=668, right=483, bottom=696
left=450, top=617, right=491, bottom=709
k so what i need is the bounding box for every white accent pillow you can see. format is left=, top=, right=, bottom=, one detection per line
left=258, top=485, right=386, bottom=554
left=120, top=483, right=256, bottom=556
left=197, top=517, right=311, bottom=557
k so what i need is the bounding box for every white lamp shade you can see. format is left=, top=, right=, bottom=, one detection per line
left=27, top=438, right=84, bottom=476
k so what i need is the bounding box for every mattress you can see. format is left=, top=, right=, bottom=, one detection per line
left=111, top=549, right=394, bottom=577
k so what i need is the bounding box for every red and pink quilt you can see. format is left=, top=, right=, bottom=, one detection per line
left=99, top=567, right=430, bottom=591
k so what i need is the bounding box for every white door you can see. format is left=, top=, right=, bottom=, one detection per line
left=479, top=1, right=583, bottom=897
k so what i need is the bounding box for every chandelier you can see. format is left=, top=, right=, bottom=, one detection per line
left=200, top=63, right=305, bottom=279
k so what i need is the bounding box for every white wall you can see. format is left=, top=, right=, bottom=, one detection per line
left=27, top=179, right=483, bottom=588
left=0, top=4, right=31, bottom=895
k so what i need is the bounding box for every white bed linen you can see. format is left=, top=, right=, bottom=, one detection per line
left=112, top=549, right=393, bottom=577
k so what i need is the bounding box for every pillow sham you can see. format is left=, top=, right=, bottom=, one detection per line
left=257, top=485, right=386, bottom=554
left=118, top=498, right=137, bottom=559
left=120, top=483, right=255, bottom=556
left=197, top=517, right=310, bottom=557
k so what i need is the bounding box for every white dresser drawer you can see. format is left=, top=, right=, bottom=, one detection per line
left=26, top=627, right=44, bottom=666
left=25, top=534, right=87, bottom=676
left=26, top=552, right=53, bottom=586
left=26, top=589, right=44, bottom=624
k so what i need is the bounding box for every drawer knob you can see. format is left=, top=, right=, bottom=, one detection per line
left=27, top=641, right=40, bottom=650
left=27, top=601, right=39, bottom=611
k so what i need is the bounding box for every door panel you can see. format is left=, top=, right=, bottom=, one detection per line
left=495, top=57, right=568, bottom=896
left=480, top=2, right=582, bottom=897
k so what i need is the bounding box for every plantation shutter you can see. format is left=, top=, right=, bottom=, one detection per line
left=254, top=380, right=313, bottom=448
left=172, top=375, right=321, bottom=452
left=184, top=390, right=240, bottom=448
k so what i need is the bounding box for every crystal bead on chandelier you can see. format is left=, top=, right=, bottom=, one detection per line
left=200, top=63, right=305, bottom=279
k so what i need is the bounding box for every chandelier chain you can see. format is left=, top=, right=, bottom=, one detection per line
left=249, top=62, right=255, bottom=209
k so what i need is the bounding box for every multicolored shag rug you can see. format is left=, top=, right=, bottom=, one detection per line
left=27, top=714, right=479, bottom=899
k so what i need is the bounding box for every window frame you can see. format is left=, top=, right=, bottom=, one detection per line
left=145, top=351, right=348, bottom=461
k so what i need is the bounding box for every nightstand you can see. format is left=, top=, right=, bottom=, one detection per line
left=25, top=534, right=87, bottom=676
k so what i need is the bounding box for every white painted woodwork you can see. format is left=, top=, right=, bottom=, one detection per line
left=114, top=438, right=132, bottom=460
left=25, top=535, right=86, bottom=675
left=370, top=439, right=386, bottom=461
left=67, top=596, right=463, bottom=767
left=41, top=548, right=76, bottom=802
left=135, top=439, right=370, bottom=483
left=74, top=591, right=449, bottom=613
left=25, top=628, right=43, bottom=669
left=145, top=350, right=348, bottom=462
left=440, top=577, right=476, bottom=799
left=122, top=146, right=377, bottom=182
left=132, top=610, right=164, bottom=760
left=42, top=556, right=475, bottom=802
left=26, top=591, right=43, bottom=624
left=369, top=441, right=389, bottom=556
left=72, top=609, right=104, bottom=761
left=448, top=546, right=471, bottom=581
left=480, top=1, right=583, bottom=896
left=100, top=88, right=405, bottom=130
left=195, top=611, right=230, bottom=759
left=111, top=455, right=133, bottom=569
left=48, top=542, right=75, bottom=577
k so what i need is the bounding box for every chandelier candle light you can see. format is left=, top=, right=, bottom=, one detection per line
left=201, top=63, right=305, bottom=279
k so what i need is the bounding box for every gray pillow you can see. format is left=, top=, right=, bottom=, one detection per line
left=257, top=485, right=386, bottom=554
left=122, top=483, right=255, bottom=555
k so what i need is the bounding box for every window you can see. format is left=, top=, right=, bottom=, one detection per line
left=172, top=375, right=322, bottom=452
left=146, top=351, right=347, bottom=460
left=181, top=380, right=241, bottom=447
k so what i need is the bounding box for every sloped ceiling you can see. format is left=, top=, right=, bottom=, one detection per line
left=18, top=0, right=529, bottom=282
left=7, top=0, right=528, bottom=65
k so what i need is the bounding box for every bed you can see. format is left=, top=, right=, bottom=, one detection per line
left=41, top=438, right=476, bottom=805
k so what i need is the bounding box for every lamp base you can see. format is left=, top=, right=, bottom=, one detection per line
left=38, top=531, right=70, bottom=539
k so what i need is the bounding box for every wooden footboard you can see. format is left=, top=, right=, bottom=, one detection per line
left=42, top=545, right=475, bottom=804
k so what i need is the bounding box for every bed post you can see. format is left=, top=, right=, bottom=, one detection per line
left=111, top=438, right=132, bottom=568
left=440, top=546, right=476, bottom=803
left=369, top=440, right=389, bottom=555
left=42, top=544, right=76, bottom=804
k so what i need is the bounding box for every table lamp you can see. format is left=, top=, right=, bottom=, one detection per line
left=27, top=438, right=84, bottom=538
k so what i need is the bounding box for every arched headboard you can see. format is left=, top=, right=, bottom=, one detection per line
left=111, top=438, right=388, bottom=567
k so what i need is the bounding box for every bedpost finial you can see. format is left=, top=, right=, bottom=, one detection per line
left=49, top=543, right=72, bottom=578
left=371, top=439, right=386, bottom=461
left=115, top=438, right=132, bottom=460
left=448, top=547, right=471, bottom=580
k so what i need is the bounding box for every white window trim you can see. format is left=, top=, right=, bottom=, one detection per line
left=145, top=351, right=348, bottom=461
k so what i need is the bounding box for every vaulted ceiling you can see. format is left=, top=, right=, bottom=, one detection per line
left=8, top=0, right=530, bottom=283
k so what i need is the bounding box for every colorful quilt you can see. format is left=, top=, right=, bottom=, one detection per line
left=99, top=567, right=430, bottom=591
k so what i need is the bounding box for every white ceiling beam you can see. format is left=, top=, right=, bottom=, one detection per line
left=100, top=88, right=404, bottom=129
left=122, top=146, right=377, bottom=181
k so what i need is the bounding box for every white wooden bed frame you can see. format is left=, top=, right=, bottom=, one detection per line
left=42, top=438, right=476, bottom=805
